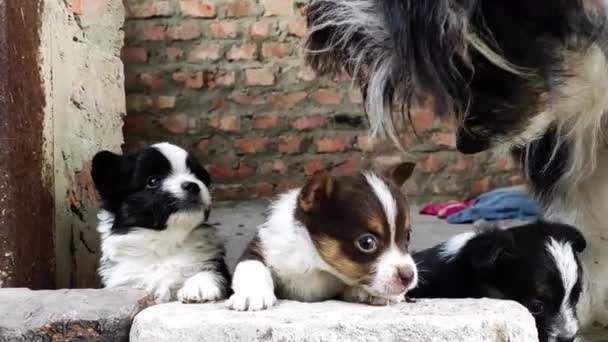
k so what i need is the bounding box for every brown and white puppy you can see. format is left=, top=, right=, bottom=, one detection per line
left=226, top=163, right=417, bottom=311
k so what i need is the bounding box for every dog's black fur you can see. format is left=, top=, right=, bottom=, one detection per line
left=411, top=222, right=586, bottom=342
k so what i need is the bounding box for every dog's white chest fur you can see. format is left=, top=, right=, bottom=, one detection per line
left=97, top=211, right=223, bottom=302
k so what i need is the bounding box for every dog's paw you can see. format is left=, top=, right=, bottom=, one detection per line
left=177, top=272, right=225, bottom=303
left=226, top=290, right=277, bottom=311
left=341, top=287, right=403, bottom=306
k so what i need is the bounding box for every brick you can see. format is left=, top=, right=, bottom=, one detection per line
left=196, top=138, right=211, bottom=155
left=276, top=180, right=300, bottom=193
left=123, top=115, right=146, bottom=135
left=336, top=159, right=361, bottom=174
left=189, top=43, right=222, bottom=61
left=166, top=22, right=202, bottom=40
left=224, top=0, right=251, bottom=17
left=334, top=71, right=352, bottom=83
left=419, top=155, right=442, bottom=173
left=236, top=137, right=269, bottom=154
left=165, top=47, right=184, bottom=61
left=278, top=135, right=302, bottom=154
left=262, top=42, right=292, bottom=59
left=400, top=133, right=417, bottom=147
left=495, top=157, right=515, bottom=171
left=262, top=0, right=293, bottom=16
left=204, top=71, right=236, bottom=88
left=248, top=21, right=270, bottom=40
left=209, top=22, right=239, bottom=39
left=126, top=95, right=153, bottom=112
left=179, top=0, right=216, bottom=17
left=172, top=71, right=204, bottom=89
left=125, top=0, right=173, bottom=18
left=156, top=96, right=177, bottom=109
left=230, top=92, right=260, bottom=105
left=291, top=114, right=327, bottom=130
left=258, top=160, right=287, bottom=175
left=411, top=111, right=435, bottom=130
left=139, top=73, right=163, bottom=90
left=471, top=177, right=491, bottom=195
left=316, top=136, right=350, bottom=153
left=245, top=68, right=275, bottom=86
left=208, top=161, right=254, bottom=181
left=304, top=159, right=324, bottom=176
left=453, top=155, right=476, bottom=172
left=72, top=0, right=82, bottom=14
left=212, top=97, right=226, bottom=109
left=208, top=115, right=241, bottom=132
left=254, top=114, right=279, bottom=130
left=510, top=175, right=526, bottom=186
left=287, top=17, right=306, bottom=37
left=227, top=43, right=257, bottom=60
left=355, top=135, right=373, bottom=152
left=253, top=183, right=276, bottom=197
left=143, top=24, right=166, bottom=41
left=159, top=113, right=189, bottom=134
left=314, top=88, right=341, bottom=105
left=431, top=132, right=456, bottom=148
left=213, top=185, right=243, bottom=200
left=297, top=67, right=317, bottom=82
left=269, top=91, right=307, bottom=109
left=121, top=47, right=148, bottom=64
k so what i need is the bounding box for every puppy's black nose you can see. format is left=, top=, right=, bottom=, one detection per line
left=397, top=266, right=414, bottom=287
left=182, top=182, right=200, bottom=195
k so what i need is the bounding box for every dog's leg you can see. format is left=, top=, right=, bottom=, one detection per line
left=226, top=260, right=277, bottom=311
left=177, top=256, right=230, bottom=303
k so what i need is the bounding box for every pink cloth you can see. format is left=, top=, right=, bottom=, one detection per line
left=419, top=200, right=474, bottom=218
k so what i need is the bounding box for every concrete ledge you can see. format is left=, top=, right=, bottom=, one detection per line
left=131, top=299, right=539, bottom=342
left=0, top=288, right=153, bottom=342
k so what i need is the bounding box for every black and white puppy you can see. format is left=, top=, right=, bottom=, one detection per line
left=227, top=163, right=418, bottom=311
left=411, top=221, right=586, bottom=342
left=92, top=142, right=230, bottom=303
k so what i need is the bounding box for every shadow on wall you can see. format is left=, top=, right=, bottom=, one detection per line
left=120, top=0, right=519, bottom=203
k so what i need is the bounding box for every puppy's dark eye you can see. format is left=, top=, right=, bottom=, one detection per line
left=147, top=176, right=161, bottom=189
left=406, top=231, right=411, bottom=243
left=527, top=300, right=544, bottom=316
left=356, top=234, right=378, bottom=253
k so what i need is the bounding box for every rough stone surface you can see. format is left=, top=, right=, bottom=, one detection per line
left=130, top=299, right=539, bottom=342
left=39, top=0, right=125, bottom=288
left=0, top=288, right=153, bottom=342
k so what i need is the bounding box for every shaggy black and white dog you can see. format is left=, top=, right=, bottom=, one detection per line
left=304, top=0, right=608, bottom=333
left=92, top=142, right=230, bottom=303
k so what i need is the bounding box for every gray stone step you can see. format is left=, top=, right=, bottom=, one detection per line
left=130, top=299, right=539, bottom=342
left=0, top=288, right=153, bottom=342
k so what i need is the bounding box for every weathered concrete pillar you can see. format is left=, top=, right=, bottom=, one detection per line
left=0, top=0, right=55, bottom=289
left=0, top=0, right=125, bottom=289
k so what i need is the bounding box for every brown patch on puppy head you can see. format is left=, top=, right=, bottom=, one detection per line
left=296, top=169, right=413, bottom=286
left=316, top=237, right=369, bottom=282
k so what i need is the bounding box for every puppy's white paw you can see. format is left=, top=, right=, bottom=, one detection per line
left=226, top=290, right=277, bottom=311
left=226, top=260, right=276, bottom=311
left=177, top=272, right=225, bottom=303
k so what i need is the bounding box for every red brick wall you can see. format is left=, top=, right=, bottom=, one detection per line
left=121, top=0, right=521, bottom=202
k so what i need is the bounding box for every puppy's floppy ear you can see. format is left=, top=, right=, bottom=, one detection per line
left=298, top=171, right=334, bottom=213
left=384, top=162, right=416, bottom=187
left=463, top=229, right=515, bottom=273
left=91, top=150, right=123, bottom=200
left=549, top=222, right=587, bottom=253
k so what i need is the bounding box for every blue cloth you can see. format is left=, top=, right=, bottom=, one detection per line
left=446, top=186, right=539, bottom=224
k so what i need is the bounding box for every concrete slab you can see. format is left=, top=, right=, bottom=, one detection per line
left=130, top=299, right=538, bottom=342
left=211, top=201, right=473, bottom=271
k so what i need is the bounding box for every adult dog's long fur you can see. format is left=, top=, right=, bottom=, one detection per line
left=305, top=0, right=608, bottom=335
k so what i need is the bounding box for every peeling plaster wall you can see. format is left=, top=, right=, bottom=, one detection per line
left=40, top=0, right=125, bottom=288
